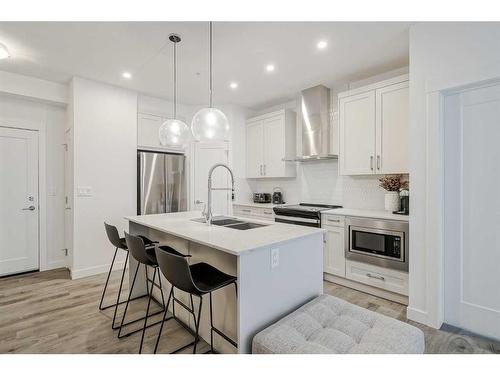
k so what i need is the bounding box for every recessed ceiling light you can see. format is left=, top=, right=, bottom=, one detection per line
left=0, top=43, right=11, bottom=60
left=265, top=64, right=275, bottom=73
left=229, top=82, right=238, bottom=89
left=122, top=71, right=132, bottom=79
left=317, top=40, right=328, bottom=50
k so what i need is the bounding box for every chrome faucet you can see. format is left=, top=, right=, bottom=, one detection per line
left=203, top=163, right=235, bottom=225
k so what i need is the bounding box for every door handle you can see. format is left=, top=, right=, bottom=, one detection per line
left=370, top=156, right=374, bottom=170
left=377, top=155, right=381, bottom=170
left=195, top=200, right=204, bottom=204
left=22, top=205, right=36, bottom=211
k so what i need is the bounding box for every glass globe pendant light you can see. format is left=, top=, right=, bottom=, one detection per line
left=158, top=34, right=191, bottom=148
left=191, top=22, right=230, bottom=142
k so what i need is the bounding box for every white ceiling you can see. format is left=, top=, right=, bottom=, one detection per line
left=0, top=22, right=411, bottom=109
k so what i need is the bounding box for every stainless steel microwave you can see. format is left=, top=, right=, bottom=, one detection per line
left=345, top=216, right=409, bottom=272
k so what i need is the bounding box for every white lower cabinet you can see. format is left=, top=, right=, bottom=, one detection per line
left=322, top=215, right=345, bottom=278
left=345, top=260, right=409, bottom=296
left=233, top=204, right=275, bottom=221
left=322, top=213, right=409, bottom=301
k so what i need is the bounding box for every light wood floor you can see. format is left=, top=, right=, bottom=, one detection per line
left=1, top=268, right=499, bottom=354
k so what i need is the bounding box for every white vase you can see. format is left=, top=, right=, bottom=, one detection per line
left=384, top=192, right=400, bottom=212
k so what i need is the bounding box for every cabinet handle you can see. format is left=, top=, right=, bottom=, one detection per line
left=377, top=155, right=381, bottom=170
left=242, top=209, right=251, bottom=213
left=328, top=218, right=340, bottom=223
left=259, top=165, right=263, bottom=176
left=370, top=156, right=374, bottom=170
left=263, top=164, right=266, bottom=176
left=264, top=211, right=273, bottom=215
left=366, top=273, right=385, bottom=281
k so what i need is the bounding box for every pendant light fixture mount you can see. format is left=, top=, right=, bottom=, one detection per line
left=158, top=33, right=191, bottom=148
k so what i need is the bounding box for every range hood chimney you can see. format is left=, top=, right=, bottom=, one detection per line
left=297, top=85, right=336, bottom=160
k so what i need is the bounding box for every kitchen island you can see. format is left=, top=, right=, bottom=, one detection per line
left=125, top=211, right=324, bottom=353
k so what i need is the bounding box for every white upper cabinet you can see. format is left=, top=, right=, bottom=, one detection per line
left=376, top=81, right=409, bottom=174
left=138, top=113, right=163, bottom=149
left=338, top=75, right=409, bottom=176
left=246, top=110, right=296, bottom=178
left=246, top=120, right=264, bottom=178
left=339, top=91, right=376, bottom=175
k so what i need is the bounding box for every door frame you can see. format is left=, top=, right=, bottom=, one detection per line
left=408, top=60, right=500, bottom=329
left=0, top=118, right=48, bottom=271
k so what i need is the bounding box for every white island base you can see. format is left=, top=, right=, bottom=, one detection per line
left=126, top=212, right=324, bottom=354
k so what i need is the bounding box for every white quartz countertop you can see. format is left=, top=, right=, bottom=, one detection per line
left=322, top=208, right=409, bottom=222
left=125, top=211, right=324, bottom=256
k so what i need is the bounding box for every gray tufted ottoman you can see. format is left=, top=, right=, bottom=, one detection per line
left=252, top=294, right=425, bottom=354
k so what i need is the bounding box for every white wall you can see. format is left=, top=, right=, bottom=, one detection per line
left=0, top=93, right=66, bottom=269
left=70, top=77, right=138, bottom=279
left=408, top=22, right=500, bottom=328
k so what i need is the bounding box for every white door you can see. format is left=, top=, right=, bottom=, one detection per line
left=339, top=91, right=376, bottom=175
left=192, top=142, right=230, bottom=216
left=0, top=127, right=39, bottom=276
left=375, top=82, right=409, bottom=174
left=263, top=115, right=285, bottom=178
left=246, top=121, right=263, bottom=178
left=323, top=225, right=345, bottom=277
left=444, top=82, right=500, bottom=340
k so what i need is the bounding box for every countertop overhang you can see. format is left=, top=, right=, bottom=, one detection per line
left=125, top=211, right=325, bottom=256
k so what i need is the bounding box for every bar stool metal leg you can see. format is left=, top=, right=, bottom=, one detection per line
left=118, top=262, right=140, bottom=338
left=111, top=252, right=129, bottom=329
left=192, top=296, right=203, bottom=354
left=139, top=267, right=157, bottom=354
left=99, top=247, right=118, bottom=310
left=154, top=286, right=173, bottom=354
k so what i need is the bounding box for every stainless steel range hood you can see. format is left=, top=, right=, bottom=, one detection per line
left=297, top=85, right=337, bottom=160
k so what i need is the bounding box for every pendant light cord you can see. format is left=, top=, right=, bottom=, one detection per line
left=173, top=39, right=177, bottom=119
left=209, top=21, right=213, bottom=108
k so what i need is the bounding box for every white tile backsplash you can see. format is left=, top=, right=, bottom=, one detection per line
left=246, top=160, right=391, bottom=210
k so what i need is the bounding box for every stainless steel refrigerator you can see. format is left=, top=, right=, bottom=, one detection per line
left=137, top=151, right=187, bottom=215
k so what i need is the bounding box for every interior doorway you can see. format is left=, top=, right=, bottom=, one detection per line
left=0, top=126, right=40, bottom=276
left=443, top=81, right=500, bottom=341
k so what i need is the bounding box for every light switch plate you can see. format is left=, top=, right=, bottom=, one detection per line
left=271, top=248, right=279, bottom=269
left=76, top=186, right=93, bottom=197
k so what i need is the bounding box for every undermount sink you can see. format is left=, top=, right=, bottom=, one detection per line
left=224, top=222, right=268, bottom=230
left=191, top=216, right=269, bottom=230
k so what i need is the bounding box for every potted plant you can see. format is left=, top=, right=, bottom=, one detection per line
left=379, top=175, right=408, bottom=212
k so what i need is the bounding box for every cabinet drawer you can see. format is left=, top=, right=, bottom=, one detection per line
left=233, top=205, right=275, bottom=221
left=322, top=214, right=344, bottom=227
left=345, top=260, right=408, bottom=296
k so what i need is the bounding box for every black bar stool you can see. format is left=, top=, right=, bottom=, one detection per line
left=101, top=222, right=158, bottom=329
left=154, top=246, right=238, bottom=354
left=120, top=232, right=188, bottom=353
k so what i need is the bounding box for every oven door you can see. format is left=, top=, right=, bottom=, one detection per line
left=274, top=215, right=320, bottom=227
left=345, top=217, right=408, bottom=271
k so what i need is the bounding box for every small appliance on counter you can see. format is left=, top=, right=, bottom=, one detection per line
left=272, top=187, right=284, bottom=205
left=253, top=193, right=271, bottom=204
left=393, top=190, right=409, bottom=215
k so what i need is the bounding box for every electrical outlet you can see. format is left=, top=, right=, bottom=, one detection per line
left=271, top=248, right=279, bottom=269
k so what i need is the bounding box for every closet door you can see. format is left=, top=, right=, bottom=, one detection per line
left=339, top=91, right=376, bottom=175
left=375, top=81, right=409, bottom=174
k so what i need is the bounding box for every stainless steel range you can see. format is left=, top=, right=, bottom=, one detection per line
left=273, top=203, right=342, bottom=227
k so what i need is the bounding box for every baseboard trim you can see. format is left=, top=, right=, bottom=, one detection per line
left=324, top=273, right=409, bottom=305
left=70, top=260, right=126, bottom=280
left=406, top=306, right=433, bottom=326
